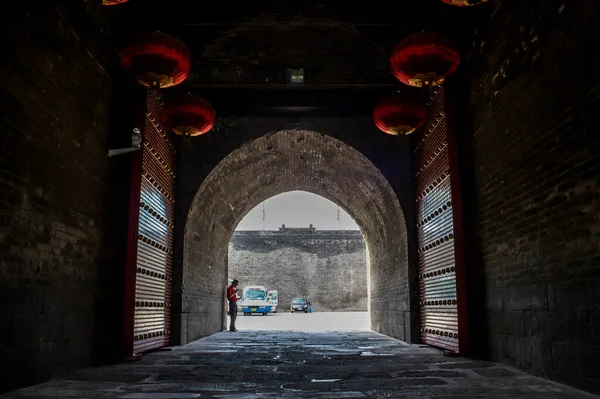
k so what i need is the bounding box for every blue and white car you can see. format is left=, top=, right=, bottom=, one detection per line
left=241, top=286, right=272, bottom=316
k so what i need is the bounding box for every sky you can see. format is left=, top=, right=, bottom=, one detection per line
left=235, top=191, right=360, bottom=231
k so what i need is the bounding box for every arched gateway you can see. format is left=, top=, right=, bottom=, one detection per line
left=181, top=130, right=414, bottom=344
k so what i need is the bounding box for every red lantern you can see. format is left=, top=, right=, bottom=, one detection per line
left=120, top=32, right=191, bottom=88
left=102, top=0, right=128, bottom=5
left=441, top=0, right=489, bottom=6
left=373, top=93, right=426, bottom=136
left=390, top=32, right=460, bottom=88
left=161, top=94, right=216, bottom=137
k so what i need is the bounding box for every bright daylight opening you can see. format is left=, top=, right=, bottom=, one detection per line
left=227, top=191, right=370, bottom=332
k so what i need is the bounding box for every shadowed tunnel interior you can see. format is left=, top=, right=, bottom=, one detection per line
left=182, top=130, right=411, bottom=344
left=1, top=0, right=599, bottom=396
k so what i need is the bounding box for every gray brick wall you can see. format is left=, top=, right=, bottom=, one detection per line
left=228, top=230, right=367, bottom=312
left=0, top=2, right=130, bottom=394
left=460, top=1, right=600, bottom=393
left=176, top=126, right=417, bottom=346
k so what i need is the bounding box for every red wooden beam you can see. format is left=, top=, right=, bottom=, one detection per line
left=122, top=89, right=146, bottom=359
left=444, top=81, right=470, bottom=355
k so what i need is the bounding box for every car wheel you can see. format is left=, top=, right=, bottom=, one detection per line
left=304, top=310, right=308, bottom=313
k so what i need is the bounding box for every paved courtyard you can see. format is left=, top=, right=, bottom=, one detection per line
left=2, top=313, right=597, bottom=398
left=230, top=310, right=371, bottom=332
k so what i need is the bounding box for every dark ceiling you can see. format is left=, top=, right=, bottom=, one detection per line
left=117, top=1, right=448, bottom=27
left=103, top=0, right=477, bottom=115
left=108, top=0, right=471, bottom=51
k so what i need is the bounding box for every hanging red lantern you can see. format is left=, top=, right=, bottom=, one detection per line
left=102, top=0, right=129, bottom=5
left=373, top=92, right=426, bottom=136
left=441, top=0, right=489, bottom=6
left=120, top=32, right=191, bottom=89
left=390, top=32, right=460, bottom=88
left=161, top=94, right=216, bottom=137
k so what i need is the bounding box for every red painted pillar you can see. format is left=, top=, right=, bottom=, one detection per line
left=444, top=81, right=470, bottom=355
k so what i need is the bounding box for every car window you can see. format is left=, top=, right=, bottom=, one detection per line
left=245, top=289, right=266, bottom=300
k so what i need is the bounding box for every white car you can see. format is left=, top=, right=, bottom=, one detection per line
left=267, top=290, right=278, bottom=313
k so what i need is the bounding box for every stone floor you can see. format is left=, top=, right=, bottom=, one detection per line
left=2, top=315, right=598, bottom=398
left=230, top=310, right=371, bottom=332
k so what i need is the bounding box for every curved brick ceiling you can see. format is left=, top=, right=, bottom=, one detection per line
left=182, top=130, right=411, bottom=342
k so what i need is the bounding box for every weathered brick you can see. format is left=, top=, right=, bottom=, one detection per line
left=175, top=125, right=418, bottom=346
left=191, top=17, right=389, bottom=86
left=459, top=0, right=600, bottom=393
left=0, top=2, right=130, bottom=394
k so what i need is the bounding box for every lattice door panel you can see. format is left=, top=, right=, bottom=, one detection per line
left=127, top=88, right=176, bottom=355
left=415, top=86, right=465, bottom=353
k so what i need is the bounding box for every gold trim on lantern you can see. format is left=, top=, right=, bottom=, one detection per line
left=137, top=73, right=175, bottom=89
left=388, top=125, right=416, bottom=136
left=173, top=126, right=204, bottom=137
left=450, top=0, right=489, bottom=5
left=408, top=72, right=445, bottom=88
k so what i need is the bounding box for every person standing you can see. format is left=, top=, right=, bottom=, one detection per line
left=307, top=297, right=312, bottom=313
left=226, top=279, right=240, bottom=332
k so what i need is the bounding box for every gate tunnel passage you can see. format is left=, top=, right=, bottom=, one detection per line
left=182, top=130, right=412, bottom=344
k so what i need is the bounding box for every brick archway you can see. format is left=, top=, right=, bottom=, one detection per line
left=181, top=130, right=412, bottom=344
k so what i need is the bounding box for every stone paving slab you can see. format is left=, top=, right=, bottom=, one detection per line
left=1, top=330, right=598, bottom=399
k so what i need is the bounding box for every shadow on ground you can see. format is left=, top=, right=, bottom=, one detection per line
left=3, top=324, right=598, bottom=398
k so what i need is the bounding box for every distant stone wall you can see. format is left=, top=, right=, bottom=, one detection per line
left=228, top=230, right=367, bottom=312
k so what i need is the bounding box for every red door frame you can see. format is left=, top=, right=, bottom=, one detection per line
left=122, top=89, right=146, bottom=359
left=444, top=82, right=470, bottom=355
left=123, top=151, right=142, bottom=359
